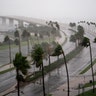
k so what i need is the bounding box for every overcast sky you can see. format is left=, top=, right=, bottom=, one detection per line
left=0, top=0, right=96, bottom=22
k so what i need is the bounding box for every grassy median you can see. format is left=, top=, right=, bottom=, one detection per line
left=80, top=59, right=96, bottom=74
left=77, top=88, right=96, bottom=96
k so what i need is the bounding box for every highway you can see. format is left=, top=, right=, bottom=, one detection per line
left=1, top=25, right=96, bottom=96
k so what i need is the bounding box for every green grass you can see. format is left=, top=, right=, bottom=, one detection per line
left=83, top=81, right=96, bottom=88
left=0, top=67, right=15, bottom=74
left=77, top=81, right=96, bottom=89
left=80, top=59, right=96, bottom=74
left=0, top=36, right=54, bottom=50
left=77, top=89, right=96, bottom=96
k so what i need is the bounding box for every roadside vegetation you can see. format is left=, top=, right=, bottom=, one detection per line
left=80, top=59, right=96, bottom=74
left=77, top=89, right=96, bottom=96
left=25, top=46, right=83, bottom=82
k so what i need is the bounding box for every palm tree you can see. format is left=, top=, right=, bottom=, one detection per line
left=52, top=43, right=70, bottom=96
left=51, top=43, right=62, bottom=60
left=22, top=29, right=30, bottom=54
left=93, top=37, right=96, bottom=43
left=13, top=53, right=30, bottom=96
left=14, top=38, right=20, bottom=45
left=14, top=30, right=21, bottom=53
left=55, top=22, right=60, bottom=30
left=81, top=37, right=95, bottom=93
left=31, top=44, right=46, bottom=96
left=35, top=33, right=39, bottom=44
left=3, top=35, right=12, bottom=63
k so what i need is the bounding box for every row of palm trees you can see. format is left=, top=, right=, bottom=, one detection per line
left=13, top=34, right=96, bottom=96
left=81, top=36, right=96, bottom=93
left=70, top=21, right=96, bottom=93
left=12, top=42, right=70, bottom=96
left=70, top=25, right=84, bottom=47
left=13, top=52, right=30, bottom=96
left=9, top=23, right=69, bottom=96
left=7, top=20, right=96, bottom=96
left=3, top=29, right=31, bottom=64
left=6, top=21, right=96, bottom=96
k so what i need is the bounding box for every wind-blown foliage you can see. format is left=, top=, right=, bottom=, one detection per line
left=31, top=44, right=46, bottom=96
left=13, top=53, right=30, bottom=75
left=13, top=53, right=30, bottom=96
left=81, top=37, right=90, bottom=47
left=31, top=44, right=44, bottom=68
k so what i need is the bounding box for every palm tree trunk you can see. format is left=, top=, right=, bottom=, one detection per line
left=41, top=61, right=46, bottom=96
left=30, top=36, right=34, bottom=48
left=18, top=33, right=21, bottom=53
left=8, top=40, right=11, bottom=63
left=48, top=54, right=51, bottom=77
left=62, top=50, right=70, bottom=96
left=27, top=37, right=30, bottom=55
left=16, top=68, right=20, bottom=96
left=89, top=43, right=95, bottom=93
left=49, top=54, right=51, bottom=73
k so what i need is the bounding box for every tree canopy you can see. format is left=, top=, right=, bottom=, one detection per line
left=31, top=44, right=44, bottom=68
left=13, top=53, right=30, bottom=75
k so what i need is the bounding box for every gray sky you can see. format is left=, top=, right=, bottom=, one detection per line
left=0, top=0, right=96, bottom=22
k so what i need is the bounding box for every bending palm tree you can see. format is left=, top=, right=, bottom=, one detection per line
left=81, top=37, right=95, bottom=93
left=31, top=44, right=46, bottom=96
left=13, top=53, right=30, bottom=96
left=52, top=43, right=70, bottom=96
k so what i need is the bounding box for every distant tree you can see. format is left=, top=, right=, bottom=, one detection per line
left=35, top=33, right=39, bottom=44
left=4, top=35, right=12, bottom=63
left=14, top=38, right=20, bottom=45
left=14, top=30, right=19, bottom=38
left=87, top=22, right=90, bottom=26
left=22, top=30, right=30, bottom=54
left=77, top=25, right=84, bottom=43
left=14, top=30, right=21, bottom=53
left=48, top=21, right=53, bottom=27
left=69, top=22, right=76, bottom=27
left=55, top=22, right=60, bottom=30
